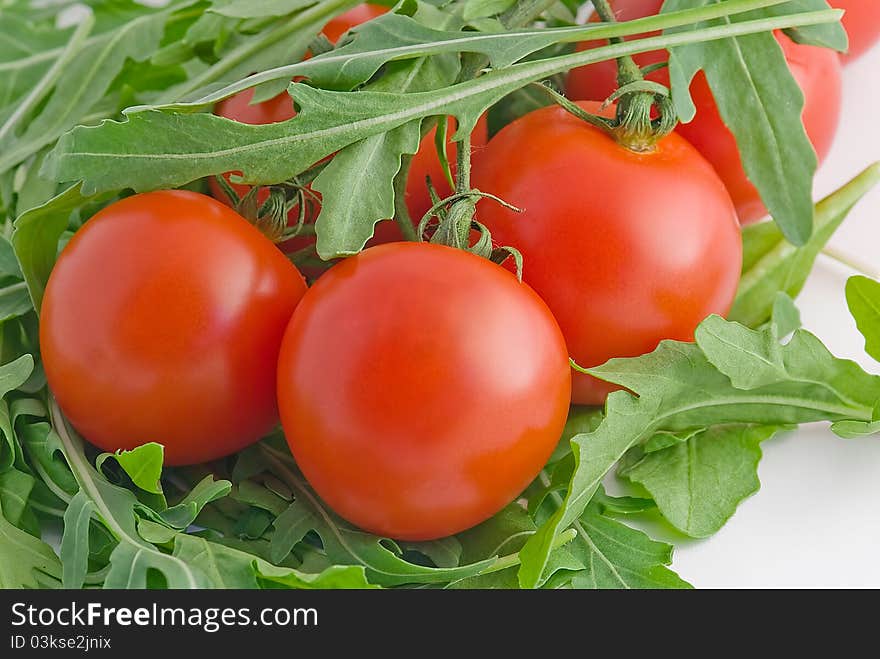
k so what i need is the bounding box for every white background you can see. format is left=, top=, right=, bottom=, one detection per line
left=649, top=41, right=880, bottom=588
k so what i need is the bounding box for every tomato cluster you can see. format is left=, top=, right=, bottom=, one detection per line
left=39, top=3, right=862, bottom=540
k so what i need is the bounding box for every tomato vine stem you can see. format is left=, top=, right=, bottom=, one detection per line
left=587, top=0, right=677, bottom=151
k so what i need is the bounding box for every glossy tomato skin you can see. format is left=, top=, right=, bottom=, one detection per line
left=277, top=242, right=571, bottom=540
left=833, top=0, right=880, bottom=61
left=471, top=102, right=742, bottom=405
left=41, top=191, right=307, bottom=466
left=566, top=0, right=843, bottom=225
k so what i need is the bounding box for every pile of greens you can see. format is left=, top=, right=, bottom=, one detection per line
left=1, top=0, right=878, bottom=589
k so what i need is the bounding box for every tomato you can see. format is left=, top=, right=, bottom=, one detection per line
left=566, top=0, right=843, bottom=225
left=471, top=102, right=742, bottom=405
left=41, top=191, right=307, bottom=466
left=276, top=242, right=571, bottom=540
left=832, top=0, right=880, bottom=61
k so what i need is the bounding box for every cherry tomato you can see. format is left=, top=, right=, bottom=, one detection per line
left=471, top=102, right=742, bottom=405
left=277, top=242, right=571, bottom=540
left=41, top=191, right=307, bottom=466
left=832, top=0, right=880, bottom=61
left=566, top=0, right=843, bottom=225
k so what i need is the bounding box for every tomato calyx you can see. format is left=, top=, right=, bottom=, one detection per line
left=212, top=173, right=320, bottom=246
left=560, top=0, right=678, bottom=152
left=413, top=128, right=525, bottom=278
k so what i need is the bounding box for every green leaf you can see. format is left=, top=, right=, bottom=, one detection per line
left=622, top=424, right=784, bottom=537
left=732, top=163, right=880, bottom=327
left=663, top=0, right=845, bottom=245
left=846, top=275, right=880, bottom=362
left=60, top=490, right=95, bottom=588
left=0, top=467, right=35, bottom=526
left=463, top=0, right=517, bottom=21
left=96, top=442, right=165, bottom=494
left=770, top=291, right=801, bottom=337
left=47, top=5, right=836, bottom=194
left=0, top=500, right=62, bottom=588
left=11, top=184, right=94, bottom=312
left=159, top=475, right=231, bottom=528
left=261, top=444, right=496, bottom=586
left=0, top=2, right=197, bottom=176
left=209, top=0, right=318, bottom=18
left=519, top=315, right=880, bottom=587
left=256, top=561, right=377, bottom=589
left=567, top=501, right=691, bottom=589
left=269, top=499, right=317, bottom=563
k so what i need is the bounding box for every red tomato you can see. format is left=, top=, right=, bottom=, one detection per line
left=276, top=242, right=571, bottom=540
left=566, top=0, right=843, bottom=225
left=471, top=102, right=742, bottom=405
left=41, top=191, right=307, bottom=466
left=832, top=0, right=880, bottom=61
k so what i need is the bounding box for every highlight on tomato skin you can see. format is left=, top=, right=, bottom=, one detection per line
left=471, top=101, right=742, bottom=406
left=566, top=0, right=844, bottom=226
left=276, top=242, right=572, bottom=541
left=40, top=191, right=308, bottom=466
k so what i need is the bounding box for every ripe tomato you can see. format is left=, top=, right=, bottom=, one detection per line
left=471, top=102, right=742, bottom=405
left=832, top=0, right=880, bottom=61
left=41, top=191, right=307, bottom=466
left=322, top=3, right=388, bottom=44
left=566, top=0, right=843, bottom=225
left=277, top=242, right=571, bottom=540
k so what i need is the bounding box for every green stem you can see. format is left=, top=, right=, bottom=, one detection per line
left=589, top=0, right=673, bottom=151
left=478, top=527, right=578, bottom=577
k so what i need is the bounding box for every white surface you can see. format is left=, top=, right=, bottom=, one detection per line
left=662, top=41, right=880, bottom=588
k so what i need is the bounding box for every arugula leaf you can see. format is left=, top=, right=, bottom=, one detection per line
left=846, top=275, right=880, bottom=362
left=96, top=443, right=165, bottom=495
left=60, top=490, right=95, bottom=588
left=622, top=424, right=785, bottom=537
left=0, top=499, right=62, bottom=588
left=11, top=184, right=97, bottom=312
left=566, top=500, right=691, bottom=589
left=210, top=0, right=319, bottom=19
left=46, top=7, right=837, bottom=195
left=0, top=1, right=198, bottom=177
left=0, top=467, right=36, bottom=526
left=0, top=354, right=35, bottom=471
left=260, top=443, right=495, bottom=586
left=663, top=0, right=846, bottom=246
left=732, top=163, right=880, bottom=327
left=518, top=314, right=880, bottom=587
